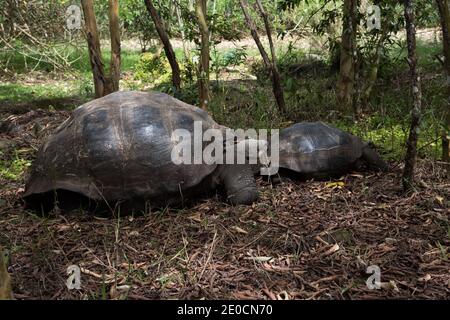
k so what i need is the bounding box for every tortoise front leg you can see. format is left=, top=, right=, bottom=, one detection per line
left=219, top=165, right=258, bottom=205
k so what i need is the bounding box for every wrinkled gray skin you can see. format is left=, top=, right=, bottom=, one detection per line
left=277, top=122, right=388, bottom=178
left=23, top=91, right=258, bottom=213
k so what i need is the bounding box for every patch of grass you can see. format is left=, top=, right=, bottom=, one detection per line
left=1, top=43, right=141, bottom=75
left=207, top=82, right=284, bottom=130
left=379, top=39, right=443, bottom=78
left=0, top=155, right=31, bottom=181
left=0, top=82, right=78, bottom=103
left=0, top=45, right=142, bottom=105
left=133, top=52, right=172, bottom=85
left=69, top=47, right=141, bottom=74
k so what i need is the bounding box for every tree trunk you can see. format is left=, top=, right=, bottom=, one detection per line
left=436, top=0, right=450, bottom=166
left=337, top=0, right=357, bottom=113
left=239, top=0, right=271, bottom=69
left=81, top=0, right=110, bottom=98
left=3, top=0, right=16, bottom=38
left=195, top=0, right=210, bottom=109
left=174, top=0, right=190, bottom=62
left=209, top=0, right=217, bottom=42
left=361, top=26, right=388, bottom=109
left=402, top=0, right=423, bottom=191
left=239, top=0, right=286, bottom=113
left=108, top=0, right=121, bottom=92
left=255, top=0, right=286, bottom=113
left=144, top=0, right=181, bottom=92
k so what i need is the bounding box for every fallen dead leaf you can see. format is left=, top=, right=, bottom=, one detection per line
left=188, top=213, right=202, bottom=223
left=324, top=244, right=340, bottom=256
left=418, top=274, right=432, bottom=282
left=277, top=291, right=290, bottom=300
left=244, top=256, right=273, bottom=262
left=325, top=181, right=345, bottom=189
left=231, top=226, right=248, bottom=234
left=380, top=280, right=400, bottom=292
left=435, top=196, right=444, bottom=205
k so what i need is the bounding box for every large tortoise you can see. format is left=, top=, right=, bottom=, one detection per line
left=23, top=91, right=259, bottom=213
left=277, top=122, right=388, bottom=179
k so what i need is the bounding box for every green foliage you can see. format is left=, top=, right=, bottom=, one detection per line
left=211, top=47, right=248, bottom=75
left=208, top=84, right=283, bottom=130
left=222, top=48, right=249, bottom=67
left=0, top=47, right=141, bottom=106
left=133, top=52, right=172, bottom=85
left=174, top=1, right=246, bottom=44
left=277, top=0, right=304, bottom=11
left=209, top=9, right=247, bottom=42
left=0, top=82, right=76, bottom=103
left=416, top=0, right=441, bottom=27
left=121, top=0, right=158, bottom=50
left=0, top=154, right=31, bottom=181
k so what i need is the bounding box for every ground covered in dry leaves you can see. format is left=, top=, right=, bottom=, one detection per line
left=0, top=110, right=449, bottom=300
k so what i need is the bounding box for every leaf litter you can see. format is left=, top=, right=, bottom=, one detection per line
left=0, top=110, right=449, bottom=300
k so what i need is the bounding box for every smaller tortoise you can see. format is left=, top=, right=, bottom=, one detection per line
left=23, top=91, right=259, bottom=213
left=277, top=122, right=388, bottom=179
